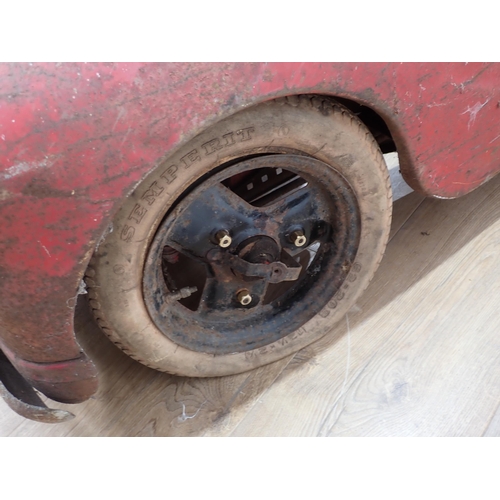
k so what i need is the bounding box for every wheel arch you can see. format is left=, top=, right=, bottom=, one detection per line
left=257, top=93, right=417, bottom=195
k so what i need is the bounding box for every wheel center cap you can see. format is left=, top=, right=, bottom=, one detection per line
left=237, top=236, right=280, bottom=265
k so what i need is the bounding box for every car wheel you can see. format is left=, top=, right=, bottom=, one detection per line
left=85, top=95, right=392, bottom=377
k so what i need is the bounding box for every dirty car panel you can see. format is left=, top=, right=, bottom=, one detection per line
left=0, top=62, right=499, bottom=421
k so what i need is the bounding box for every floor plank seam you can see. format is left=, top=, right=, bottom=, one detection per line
left=481, top=400, right=500, bottom=437
left=388, top=197, right=425, bottom=243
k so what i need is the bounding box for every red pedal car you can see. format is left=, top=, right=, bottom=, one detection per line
left=0, top=62, right=498, bottom=422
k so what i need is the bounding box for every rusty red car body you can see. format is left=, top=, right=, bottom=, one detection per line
left=0, top=62, right=499, bottom=420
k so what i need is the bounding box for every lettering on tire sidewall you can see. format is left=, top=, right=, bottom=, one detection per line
left=120, top=126, right=257, bottom=244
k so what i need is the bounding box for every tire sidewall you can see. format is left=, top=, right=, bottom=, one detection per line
left=90, top=97, right=391, bottom=376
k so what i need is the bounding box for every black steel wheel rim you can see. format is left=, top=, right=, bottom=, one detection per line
left=143, top=154, right=361, bottom=354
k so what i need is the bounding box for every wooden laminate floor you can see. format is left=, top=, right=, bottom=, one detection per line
left=1, top=175, right=500, bottom=436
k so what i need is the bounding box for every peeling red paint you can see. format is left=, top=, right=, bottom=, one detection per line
left=0, top=62, right=499, bottom=404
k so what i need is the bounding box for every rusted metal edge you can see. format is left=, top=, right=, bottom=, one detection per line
left=0, top=351, right=75, bottom=424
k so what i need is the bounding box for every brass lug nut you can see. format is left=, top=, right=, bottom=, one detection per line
left=215, top=229, right=232, bottom=248
left=289, top=229, right=307, bottom=247
left=237, top=289, right=252, bottom=306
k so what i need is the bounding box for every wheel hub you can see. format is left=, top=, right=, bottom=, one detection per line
left=142, top=154, right=361, bottom=354
left=238, top=235, right=280, bottom=266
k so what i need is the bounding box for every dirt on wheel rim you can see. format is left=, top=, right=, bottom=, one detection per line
left=142, top=153, right=361, bottom=354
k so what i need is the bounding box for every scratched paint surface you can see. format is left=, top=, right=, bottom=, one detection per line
left=0, top=62, right=498, bottom=401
